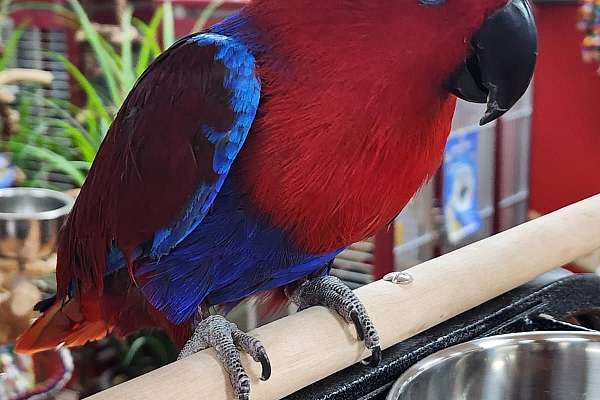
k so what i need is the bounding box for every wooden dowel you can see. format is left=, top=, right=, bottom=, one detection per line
left=88, top=195, right=600, bottom=400
left=0, top=69, right=53, bottom=86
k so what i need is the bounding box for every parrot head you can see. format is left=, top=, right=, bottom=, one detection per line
left=401, top=0, right=537, bottom=125
left=440, top=0, right=538, bottom=125
left=365, top=0, right=538, bottom=125
left=248, top=0, right=537, bottom=125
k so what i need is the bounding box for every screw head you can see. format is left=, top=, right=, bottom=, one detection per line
left=383, top=272, right=414, bottom=285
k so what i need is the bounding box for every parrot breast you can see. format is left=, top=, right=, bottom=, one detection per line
left=236, top=57, right=457, bottom=254
left=214, top=9, right=463, bottom=255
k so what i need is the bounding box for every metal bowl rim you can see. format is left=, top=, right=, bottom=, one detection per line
left=387, top=331, right=600, bottom=399
left=0, top=187, right=74, bottom=220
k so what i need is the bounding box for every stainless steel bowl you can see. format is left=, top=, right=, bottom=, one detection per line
left=0, top=187, right=73, bottom=261
left=388, top=331, right=600, bottom=400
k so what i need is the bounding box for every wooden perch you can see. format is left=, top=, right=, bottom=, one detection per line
left=0, top=69, right=54, bottom=86
left=88, top=195, right=600, bottom=400
left=75, top=24, right=141, bottom=45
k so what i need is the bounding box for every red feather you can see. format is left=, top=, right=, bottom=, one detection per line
left=16, top=271, right=192, bottom=353
left=233, top=1, right=500, bottom=253
left=55, top=40, right=233, bottom=297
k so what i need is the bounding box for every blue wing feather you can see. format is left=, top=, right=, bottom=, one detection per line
left=138, top=180, right=343, bottom=324
left=149, top=33, right=261, bottom=258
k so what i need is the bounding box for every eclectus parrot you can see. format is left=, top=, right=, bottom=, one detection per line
left=17, top=0, right=537, bottom=398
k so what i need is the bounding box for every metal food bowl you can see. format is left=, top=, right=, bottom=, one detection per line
left=388, top=331, right=600, bottom=400
left=0, top=187, right=73, bottom=261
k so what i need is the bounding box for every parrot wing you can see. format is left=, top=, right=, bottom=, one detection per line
left=57, top=32, right=261, bottom=293
left=141, top=34, right=261, bottom=260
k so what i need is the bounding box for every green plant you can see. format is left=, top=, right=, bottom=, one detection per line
left=1, top=0, right=227, bottom=385
left=0, top=0, right=26, bottom=136
left=6, top=93, right=89, bottom=187
left=0, top=26, right=24, bottom=71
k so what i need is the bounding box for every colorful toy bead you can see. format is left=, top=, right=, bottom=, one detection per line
left=579, top=0, right=600, bottom=73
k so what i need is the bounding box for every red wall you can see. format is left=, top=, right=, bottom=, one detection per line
left=530, top=4, right=600, bottom=214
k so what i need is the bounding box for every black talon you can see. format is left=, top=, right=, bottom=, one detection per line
left=369, top=346, right=382, bottom=367
left=288, top=275, right=381, bottom=371
left=350, top=310, right=365, bottom=341
left=179, top=315, right=269, bottom=397
left=362, top=345, right=382, bottom=367
left=258, top=350, right=272, bottom=381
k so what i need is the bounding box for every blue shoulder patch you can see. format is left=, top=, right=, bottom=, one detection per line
left=149, top=33, right=261, bottom=258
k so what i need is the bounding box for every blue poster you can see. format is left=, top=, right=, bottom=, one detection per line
left=443, top=130, right=482, bottom=244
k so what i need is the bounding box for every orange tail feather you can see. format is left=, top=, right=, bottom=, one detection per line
left=14, top=298, right=111, bottom=355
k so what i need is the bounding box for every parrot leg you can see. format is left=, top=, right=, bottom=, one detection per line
left=286, top=275, right=381, bottom=366
left=178, top=315, right=271, bottom=400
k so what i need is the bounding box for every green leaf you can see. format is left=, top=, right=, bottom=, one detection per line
left=67, top=0, right=121, bottom=106
left=0, top=25, right=25, bottom=71
left=70, top=160, right=92, bottom=171
left=54, top=119, right=96, bottom=163
left=134, top=8, right=164, bottom=77
left=83, top=109, right=104, bottom=145
left=192, top=0, right=225, bottom=33
left=53, top=53, right=112, bottom=126
left=19, top=88, right=94, bottom=140
left=162, top=1, right=175, bottom=48
left=97, top=33, right=124, bottom=72
left=5, top=141, right=86, bottom=186
left=120, top=6, right=136, bottom=91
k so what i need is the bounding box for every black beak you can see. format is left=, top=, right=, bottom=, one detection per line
left=448, top=0, right=537, bottom=125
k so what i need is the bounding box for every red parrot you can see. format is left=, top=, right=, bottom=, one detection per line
left=16, top=0, right=537, bottom=398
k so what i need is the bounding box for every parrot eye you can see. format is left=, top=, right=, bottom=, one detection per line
left=418, top=0, right=446, bottom=5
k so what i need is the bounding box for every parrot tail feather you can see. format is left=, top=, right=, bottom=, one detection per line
left=14, top=296, right=111, bottom=354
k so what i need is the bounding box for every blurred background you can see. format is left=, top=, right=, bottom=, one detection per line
left=0, top=0, right=598, bottom=398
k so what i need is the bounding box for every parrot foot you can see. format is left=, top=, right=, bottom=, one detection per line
left=178, top=315, right=271, bottom=400
left=286, top=275, right=381, bottom=366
